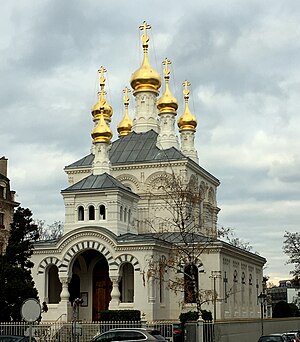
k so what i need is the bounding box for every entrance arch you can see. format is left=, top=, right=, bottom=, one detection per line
left=65, top=247, right=113, bottom=321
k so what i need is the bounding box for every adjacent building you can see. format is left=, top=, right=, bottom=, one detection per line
left=0, top=156, right=19, bottom=254
left=30, top=22, right=266, bottom=322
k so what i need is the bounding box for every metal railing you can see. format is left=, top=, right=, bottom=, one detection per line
left=0, top=321, right=181, bottom=342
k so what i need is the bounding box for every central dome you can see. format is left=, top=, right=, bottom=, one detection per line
left=130, top=21, right=161, bottom=94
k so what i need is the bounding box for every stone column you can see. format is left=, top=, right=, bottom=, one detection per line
left=59, top=275, right=71, bottom=302
left=109, top=275, right=121, bottom=310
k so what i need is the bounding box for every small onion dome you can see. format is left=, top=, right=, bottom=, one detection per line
left=91, top=95, right=113, bottom=122
left=130, top=21, right=161, bottom=94
left=177, top=80, right=197, bottom=131
left=91, top=111, right=113, bottom=143
left=157, top=58, right=178, bottom=114
left=91, top=66, right=113, bottom=121
left=117, top=87, right=133, bottom=136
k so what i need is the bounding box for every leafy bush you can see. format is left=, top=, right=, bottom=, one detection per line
left=179, top=311, right=199, bottom=324
left=98, top=310, right=141, bottom=321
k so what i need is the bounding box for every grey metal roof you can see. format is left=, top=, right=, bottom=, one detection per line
left=61, top=172, right=134, bottom=193
left=117, top=232, right=214, bottom=245
left=65, top=130, right=187, bottom=169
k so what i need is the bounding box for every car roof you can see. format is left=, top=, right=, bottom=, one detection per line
left=0, top=336, right=30, bottom=342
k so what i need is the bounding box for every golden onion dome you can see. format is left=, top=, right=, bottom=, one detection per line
left=91, top=66, right=113, bottom=121
left=130, top=21, right=161, bottom=94
left=117, top=87, right=133, bottom=136
left=157, top=58, right=178, bottom=114
left=91, top=110, right=113, bottom=143
left=177, top=80, right=197, bottom=131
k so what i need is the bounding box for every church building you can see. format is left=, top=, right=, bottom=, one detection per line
left=31, top=22, right=266, bottom=322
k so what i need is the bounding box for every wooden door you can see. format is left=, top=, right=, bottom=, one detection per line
left=92, top=257, right=112, bottom=321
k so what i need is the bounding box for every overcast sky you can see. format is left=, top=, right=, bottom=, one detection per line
left=1, top=0, right=299, bottom=285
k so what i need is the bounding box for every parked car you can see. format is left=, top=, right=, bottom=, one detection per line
left=0, top=336, right=36, bottom=342
left=172, top=323, right=183, bottom=342
left=90, top=328, right=167, bottom=342
left=258, top=334, right=289, bottom=342
left=285, top=331, right=300, bottom=342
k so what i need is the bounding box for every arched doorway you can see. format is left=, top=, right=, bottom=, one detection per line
left=67, top=249, right=113, bottom=321
left=93, top=255, right=112, bottom=320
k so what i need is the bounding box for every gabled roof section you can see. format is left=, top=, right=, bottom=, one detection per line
left=61, top=172, right=135, bottom=194
left=65, top=130, right=187, bottom=170
left=65, top=153, right=94, bottom=169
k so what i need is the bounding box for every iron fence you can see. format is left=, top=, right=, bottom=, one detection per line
left=0, top=320, right=214, bottom=342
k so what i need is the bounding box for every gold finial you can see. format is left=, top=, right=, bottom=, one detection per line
left=123, top=86, right=130, bottom=106
left=157, top=58, right=178, bottom=114
left=139, top=21, right=151, bottom=47
left=98, top=66, right=107, bottom=88
left=183, top=80, right=191, bottom=100
left=162, top=58, right=171, bottom=80
left=177, top=80, right=197, bottom=131
left=118, top=86, right=133, bottom=136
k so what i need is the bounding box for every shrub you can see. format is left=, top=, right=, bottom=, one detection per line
left=98, top=310, right=141, bottom=321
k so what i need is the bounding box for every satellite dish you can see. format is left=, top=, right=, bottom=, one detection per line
left=21, top=298, right=41, bottom=322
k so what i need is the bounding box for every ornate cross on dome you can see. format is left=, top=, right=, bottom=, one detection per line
left=98, top=66, right=107, bottom=88
left=183, top=80, right=191, bottom=100
left=139, top=21, right=151, bottom=46
left=162, top=58, right=171, bottom=78
left=123, top=86, right=131, bottom=106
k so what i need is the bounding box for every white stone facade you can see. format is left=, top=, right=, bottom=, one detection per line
left=31, top=23, right=266, bottom=322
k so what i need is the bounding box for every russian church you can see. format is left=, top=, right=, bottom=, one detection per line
left=31, top=22, right=266, bottom=322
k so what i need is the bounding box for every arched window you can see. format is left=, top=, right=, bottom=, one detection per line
left=89, top=205, right=95, bottom=220
left=124, top=208, right=127, bottom=223
left=47, top=265, right=62, bottom=304
left=120, top=206, right=123, bottom=221
left=184, top=264, right=198, bottom=303
left=78, top=206, right=84, bottom=221
left=99, top=205, right=106, bottom=220
left=233, top=270, right=238, bottom=283
left=128, top=209, right=131, bottom=224
left=119, top=263, right=134, bottom=303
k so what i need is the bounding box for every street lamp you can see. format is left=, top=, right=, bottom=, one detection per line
left=210, top=271, right=222, bottom=321
left=258, top=292, right=267, bottom=336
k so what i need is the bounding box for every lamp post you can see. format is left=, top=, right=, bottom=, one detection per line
left=210, top=271, right=222, bottom=321
left=257, top=292, right=267, bottom=336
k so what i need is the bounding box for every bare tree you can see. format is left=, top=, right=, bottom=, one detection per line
left=144, top=172, right=228, bottom=314
left=283, top=231, right=300, bottom=278
left=221, top=227, right=254, bottom=252
left=36, top=220, right=64, bottom=241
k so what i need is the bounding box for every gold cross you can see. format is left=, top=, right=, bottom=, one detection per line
left=123, top=86, right=131, bottom=105
left=139, top=21, right=151, bottom=45
left=183, top=80, right=191, bottom=98
left=98, top=66, right=107, bottom=87
left=162, top=58, right=171, bottom=78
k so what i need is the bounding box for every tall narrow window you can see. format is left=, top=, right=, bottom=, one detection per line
left=120, top=206, right=123, bottom=221
left=99, top=205, right=106, bottom=220
left=128, top=209, right=131, bottom=224
left=78, top=206, right=84, bottom=221
left=119, top=263, right=134, bottom=303
left=184, top=264, right=198, bottom=303
left=48, top=265, right=62, bottom=304
left=124, top=208, right=127, bottom=223
left=89, top=205, right=95, bottom=220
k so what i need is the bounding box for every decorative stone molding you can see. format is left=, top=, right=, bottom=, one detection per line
left=37, top=256, right=61, bottom=275
left=110, top=254, right=141, bottom=272
left=60, top=239, right=114, bottom=273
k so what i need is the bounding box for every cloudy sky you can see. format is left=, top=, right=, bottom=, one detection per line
left=1, top=0, right=299, bottom=284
